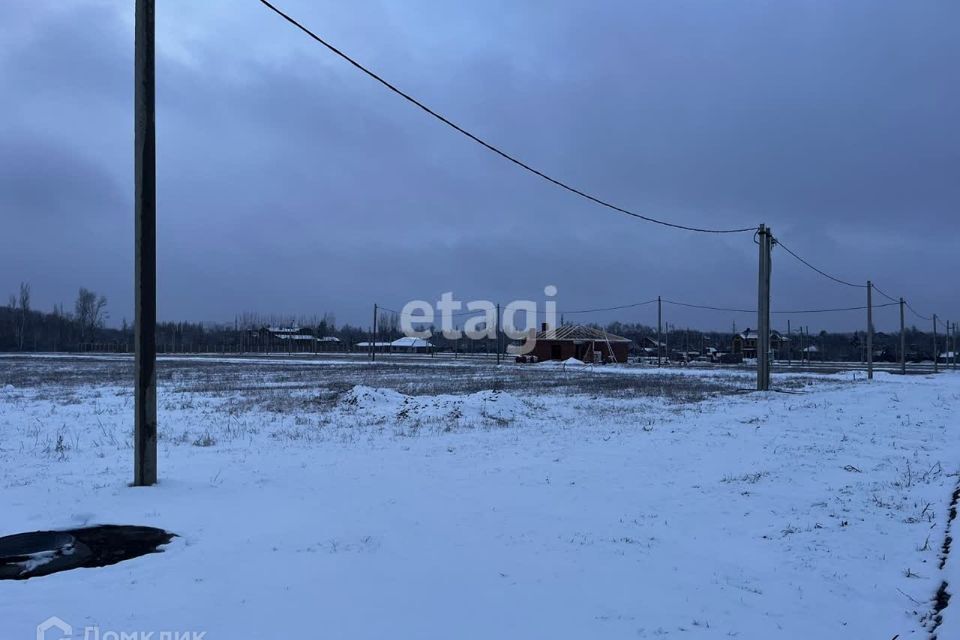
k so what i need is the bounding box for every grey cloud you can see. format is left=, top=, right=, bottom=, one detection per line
left=1, top=0, right=956, bottom=331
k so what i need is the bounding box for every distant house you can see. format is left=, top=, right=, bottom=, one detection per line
left=248, top=326, right=317, bottom=352
left=801, top=345, right=819, bottom=357
left=356, top=337, right=434, bottom=353
left=732, top=328, right=788, bottom=359
left=530, top=324, right=631, bottom=363
left=317, top=336, right=341, bottom=352
left=640, top=337, right=666, bottom=357
left=389, top=337, right=433, bottom=353
left=355, top=341, right=392, bottom=352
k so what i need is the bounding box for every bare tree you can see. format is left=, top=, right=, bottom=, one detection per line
left=75, top=287, right=108, bottom=343
left=377, top=310, right=400, bottom=339
left=17, top=282, right=30, bottom=351
left=7, top=293, right=16, bottom=348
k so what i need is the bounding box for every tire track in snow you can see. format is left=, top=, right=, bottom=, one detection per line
left=928, top=476, right=960, bottom=639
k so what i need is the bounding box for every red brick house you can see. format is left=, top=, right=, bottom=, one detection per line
left=530, top=324, right=632, bottom=363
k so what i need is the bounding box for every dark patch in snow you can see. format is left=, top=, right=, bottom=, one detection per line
left=938, top=483, right=960, bottom=571
left=929, top=581, right=951, bottom=639
left=0, top=525, right=175, bottom=580
left=928, top=479, right=960, bottom=638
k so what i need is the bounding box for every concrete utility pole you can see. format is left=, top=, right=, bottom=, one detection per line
left=866, top=281, right=874, bottom=380
left=899, top=298, right=906, bottom=375
left=787, top=319, right=792, bottom=366
left=950, top=321, right=957, bottom=371
left=665, top=323, right=670, bottom=363
left=949, top=321, right=954, bottom=370
left=756, top=224, right=772, bottom=391
left=933, top=314, right=938, bottom=373
left=496, top=303, right=501, bottom=364
left=657, top=296, right=662, bottom=367
left=371, top=303, right=377, bottom=362
left=134, top=0, right=157, bottom=487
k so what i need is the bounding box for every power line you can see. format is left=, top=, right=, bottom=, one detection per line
left=379, top=305, right=497, bottom=320
left=393, top=298, right=895, bottom=316
left=774, top=239, right=866, bottom=288
left=662, top=299, right=755, bottom=314
left=257, top=0, right=758, bottom=235
left=560, top=299, right=658, bottom=315
left=871, top=283, right=899, bottom=303
left=775, top=302, right=898, bottom=315
left=662, top=298, right=899, bottom=315
left=376, top=306, right=401, bottom=315
left=772, top=240, right=941, bottom=320
left=384, top=300, right=659, bottom=318
left=905, top=301, right=932, bottom=322
left=770, top=238, right=936, bottom=319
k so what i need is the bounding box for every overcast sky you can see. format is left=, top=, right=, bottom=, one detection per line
left=1, top=0, right=956, bottom=332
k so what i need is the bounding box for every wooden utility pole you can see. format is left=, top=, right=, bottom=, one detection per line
left=933, top=314, right=938, bottom=373
left=756, top=224, right=772, bottom=391
left=371, top=304, right=377, bottom=362
left=134, top=0, right=157, bottom=487
left=899, top=297, right=906, bottom=375
left=866, top=281, right=874, bottom=380
left=657, top=296, right=662, bottom=367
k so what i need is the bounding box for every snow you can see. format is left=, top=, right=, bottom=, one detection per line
left=390, top=336, right=433, bottom=348
left=1, top=356, right=958, bottom=638
left=337, top=385, right=532, bottom=429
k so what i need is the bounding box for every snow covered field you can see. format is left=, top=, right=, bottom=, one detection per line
left=1, top=355, right=958, bottom=639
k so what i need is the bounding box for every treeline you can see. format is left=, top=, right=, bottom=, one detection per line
left=0, top=282, right=947, bottom=360
left=0, top=283, right=378, bottom=353
left=2, top=283, right=111, bottom=352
